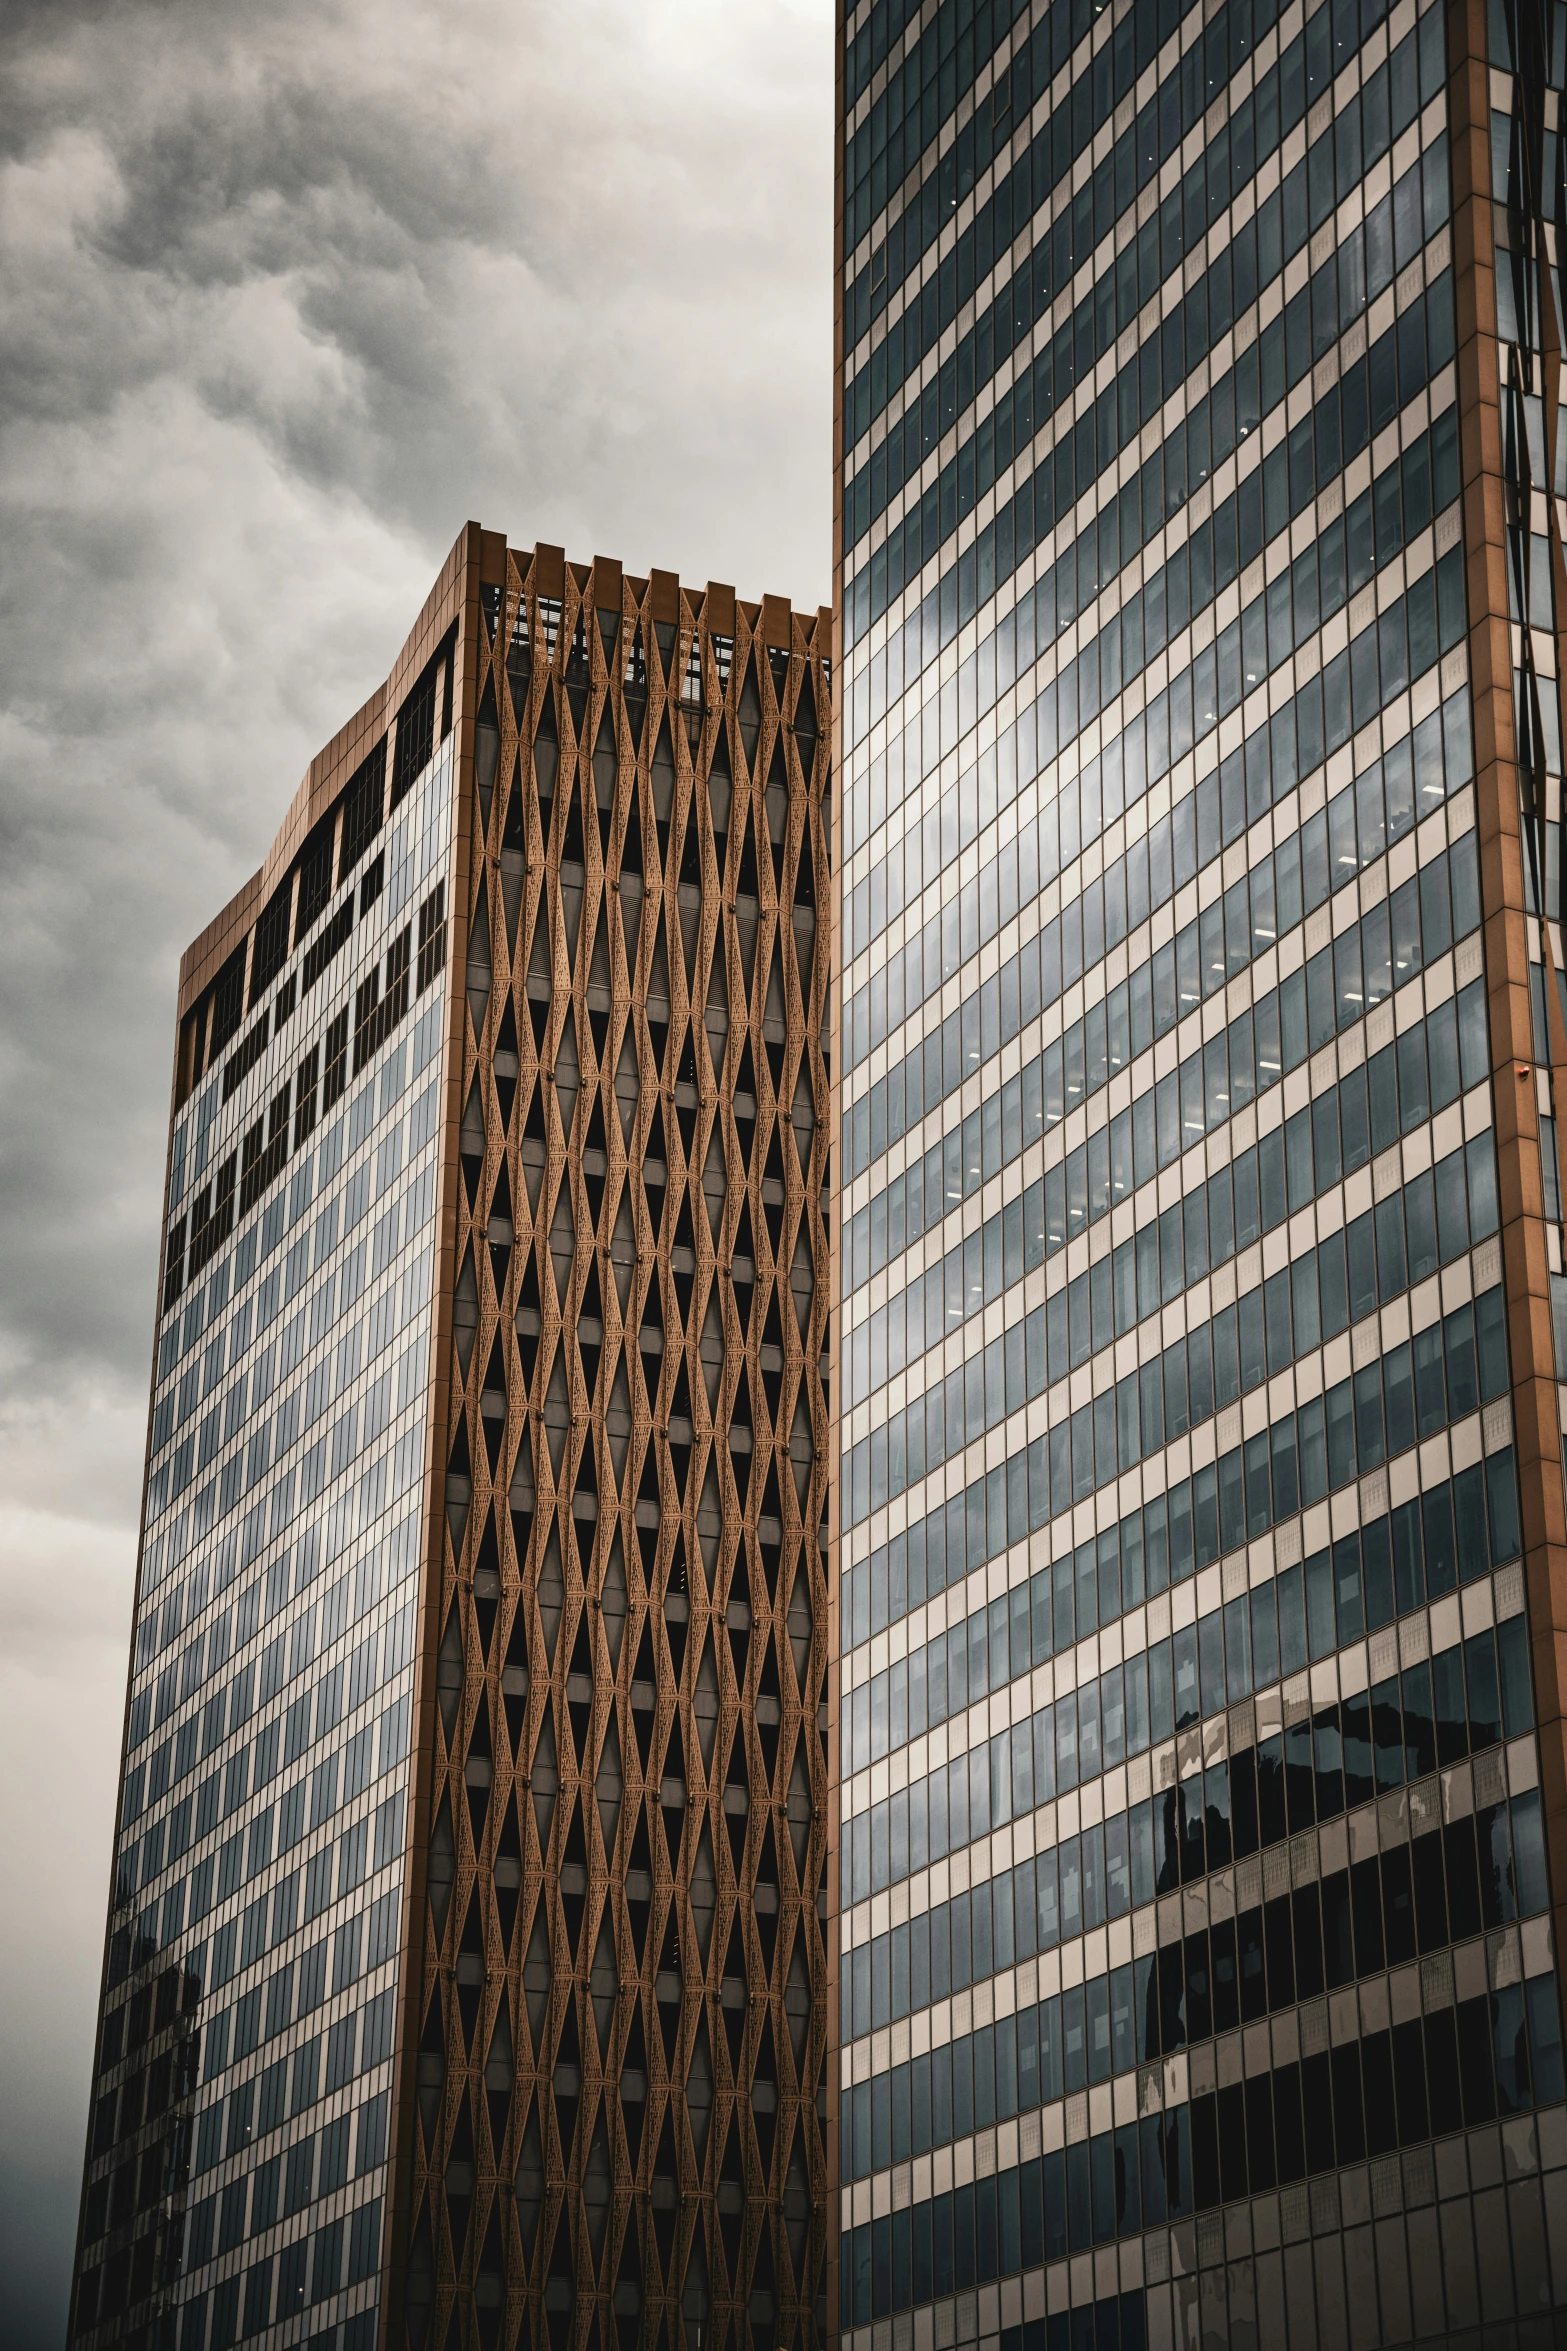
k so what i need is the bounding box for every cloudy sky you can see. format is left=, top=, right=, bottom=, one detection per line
left=0, top=3, right=831, bottom=2335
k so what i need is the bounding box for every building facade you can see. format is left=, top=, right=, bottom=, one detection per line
left=70, top=528, right=835, bottom=2351
left=830, top=0, right=1567, bottom=2342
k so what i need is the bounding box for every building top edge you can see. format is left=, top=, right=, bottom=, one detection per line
left=175, top=521, right=479, bottom=1018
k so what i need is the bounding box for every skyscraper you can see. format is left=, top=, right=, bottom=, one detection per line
left=70, top=527, right=835, bottom=2351
left=831, top=0, right=1567, bottom=2340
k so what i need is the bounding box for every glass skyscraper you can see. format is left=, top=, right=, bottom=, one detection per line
left=830, top=0, right=1567, bottom=2342
left=70, top=530, right=834, bottom=2351
left=71, top=601, right=458, bottom=2351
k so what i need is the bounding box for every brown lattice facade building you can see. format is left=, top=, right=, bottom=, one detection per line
left=69, top=524, right=835, bottom=2351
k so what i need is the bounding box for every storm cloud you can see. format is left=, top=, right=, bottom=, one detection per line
left=0, top=4, right=830, bottom=2336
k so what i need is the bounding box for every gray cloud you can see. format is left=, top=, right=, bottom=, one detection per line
left=0, top=3, right=830, bottom=2336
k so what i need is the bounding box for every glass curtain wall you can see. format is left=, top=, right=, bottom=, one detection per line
left=833, top=0, right=1567, bottom=2338
left=74, top=729, right=455, bottom=2351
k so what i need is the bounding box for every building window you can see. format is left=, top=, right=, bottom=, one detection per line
left=322, top=1009, right=349, bottom=1111
left=416, top=884, right=446, bottom=993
